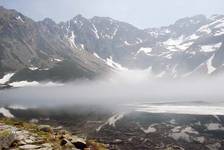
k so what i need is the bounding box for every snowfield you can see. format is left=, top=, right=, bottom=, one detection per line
left=135, top=105, right=224, bottom=115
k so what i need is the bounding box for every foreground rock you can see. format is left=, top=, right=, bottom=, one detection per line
left=0, top=118, right=108, bottom=150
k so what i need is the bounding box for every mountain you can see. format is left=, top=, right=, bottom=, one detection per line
left=0, top=6, right=111, bottom=83
left=61, top=14, right=224, bottom=78
left=0, top=6, right=224, bottom=85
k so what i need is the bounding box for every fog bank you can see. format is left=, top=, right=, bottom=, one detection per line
left=0, top=70, right=224, bottom=108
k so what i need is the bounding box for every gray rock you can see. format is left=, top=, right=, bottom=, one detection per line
left=38, top=125, right=53, bottom=133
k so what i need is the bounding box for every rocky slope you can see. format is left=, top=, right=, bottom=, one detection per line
left=0, top=117, right=108, bottom=150
left=1, top=106, right=224, bottom=150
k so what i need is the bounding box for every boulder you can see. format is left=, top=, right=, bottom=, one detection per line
left=70, top=136, right=87, bottom=150
left=38, top=125, right=53, bottom=133
left=60, top=138, right=74, bottom=149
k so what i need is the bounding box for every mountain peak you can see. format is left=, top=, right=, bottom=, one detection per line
left=41, top=18, right=57, bottom=25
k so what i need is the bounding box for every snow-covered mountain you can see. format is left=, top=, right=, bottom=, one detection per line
left=0, top=6, right=224, bottom=84
left=60, top=14, right=224, bottom=78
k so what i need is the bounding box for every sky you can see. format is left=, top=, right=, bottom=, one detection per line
left=0, top=0, right=224, bottom=28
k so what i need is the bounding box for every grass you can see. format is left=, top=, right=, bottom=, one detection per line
left=0, top=129, right=12, bottom=138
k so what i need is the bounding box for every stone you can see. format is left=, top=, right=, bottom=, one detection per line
left=29, top=119, right=39, bottom=124
left=42, top=143, right=52, bottom=147
left=38, top=125, right=53, bottom=133
left=19, top=144, right=41, bottom=149
left=70, top=135, right=86, bottom=144
left=60, top=138, right=74, bottom=149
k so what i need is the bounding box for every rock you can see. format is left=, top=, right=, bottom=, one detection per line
left=70, top=135, right=86, bottom=144
left=19, top=144, right=41, bottom=149
left=38, top=148, right=53, bottom=150
left=60, top=139, right=68, bottom=146
left=29, top=119, right=39, bottom=124
left=24, top=138, right=35, bottom=144
left=60, top=138, right=74, bottom=149
left=206, top=142, right=221, bottom=150
left=42, top=143, right=52, bottom=147
left=0, top=128, right=16, bottom=149
left=58, top=129, right=69, bottom=135
left=111, top=139, right=123, bottom=144
left=165, top=145, right=185, bottom=150
left=70, top=136, right=87, bottom=149
left=38, top=125, right=53, bottom=133
left=52, top=126, right=63, bottom=132
left=73, top=141, right=87, bottom=150
left=40, top=143, right=53, bottom=150
left=13, top=121, right=24, bottom=126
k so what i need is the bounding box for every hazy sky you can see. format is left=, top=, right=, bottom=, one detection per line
left=0, top=0, right=224, bottom=28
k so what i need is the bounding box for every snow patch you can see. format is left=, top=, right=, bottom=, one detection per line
left=8, top=105, right=27, bottom=110
left=91, top=23, right=100, bottom=39
left=29, top=67, right=38, bottom=71
left=140, top=124, right=157, bottom=133
left=93, top=53, right=127, bottom=71
left=214, top=28, right=224, bottom=36
left=0, top=73, right=14, bottom=84
left=106, top=56, right=128, bottom=71
left=0, top=107, right=14, bottom=118
left=186, top=34, right=199, bottom=40
left=67, top=31, right=77, bottom=48
left=96, top=113, right=124, bottom=132
left=206, top=54, right=216, bottom=74
left=198, top=18, right=224, bottom=34
left=163, top=36, right=192, bottom=51
left=169, top=126, right=198, bottom=142
left=135, top=105, right=224, bottom=115
left=214, top=21, right=224, bottom=28
left=16, top=16, right=24, bottom=23
left=112, top=26, right=118, bottom=38
left=136, top=38, right=143, bottom=43
left=9, top=81, right=63, bottom=88
left=93, top=53, right=100, bottom=59
left=198, top=26, right=211, bottom=34
left=80, top=44, right=85, bottom=49
left=169, top=119, right=176, bottom=124
left=54, top=58, right=63, bottom=62
left=205, top=123, right=224, bottom=130
left=108, top=113, right=124, bottom=127
left=9, top=81, right=39, bottom=87
left=124, top=41, right=131, bottom=46
left=200, top=43, right=222, bottom=52
left=136, top=47, right=152, bottom=55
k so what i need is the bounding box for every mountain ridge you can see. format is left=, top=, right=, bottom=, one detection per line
left=0, top=6, right=224, bottom=85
